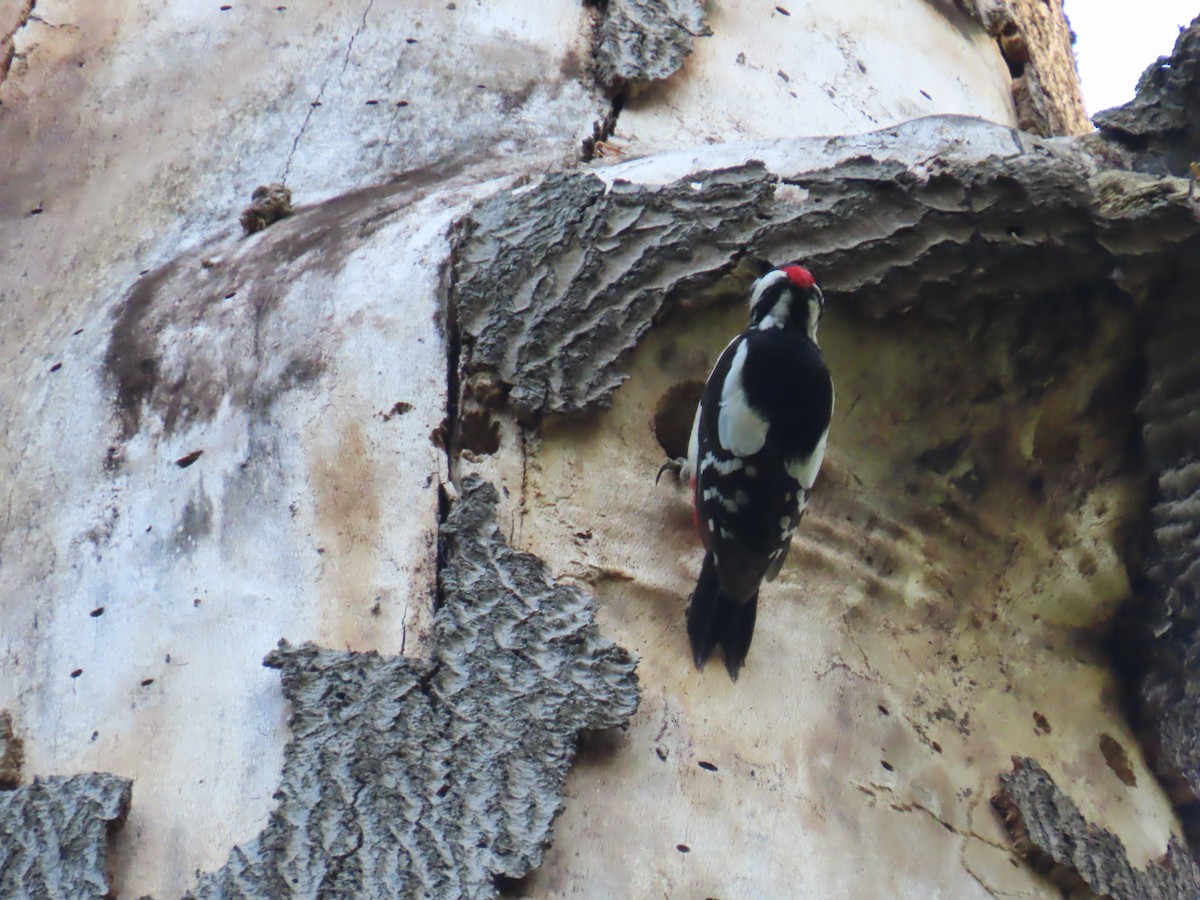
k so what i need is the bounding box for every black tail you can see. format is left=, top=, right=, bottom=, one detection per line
left=686, top=551, right=759, bottom=681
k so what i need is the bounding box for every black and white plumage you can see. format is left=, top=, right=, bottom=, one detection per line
left=682, top=263, right=834, bottom=679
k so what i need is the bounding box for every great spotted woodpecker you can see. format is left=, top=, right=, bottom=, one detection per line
left=680, top=263, right=833, bottom=679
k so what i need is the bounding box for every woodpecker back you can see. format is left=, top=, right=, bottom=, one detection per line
left=684, top=263, right=834, bottom=678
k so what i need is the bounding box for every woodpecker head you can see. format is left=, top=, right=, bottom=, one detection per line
left=748, top=263, right=824, bottom=341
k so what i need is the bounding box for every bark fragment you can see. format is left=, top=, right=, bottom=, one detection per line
left=0, top=710, right=22, bottom=790
left=239, top=183, right=294, bottom=235
left=186, top=476, right=638, bottom=898
left=593, top=0, right=710, bottom=90
left=0, top=774, right=132, bottom=900
left=993, top=756, right=1200, bottom=898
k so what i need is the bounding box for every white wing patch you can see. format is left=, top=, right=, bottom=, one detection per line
left=718, top=339, right=768, bottom=457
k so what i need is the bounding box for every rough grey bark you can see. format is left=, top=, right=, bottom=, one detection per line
left=1094, top=16, right=1200, bottom=177
left=186, top=476, right=639, bottom=899
left=993, top=757, right=1200, bottom=898
left=593, top=0, right=710, bottom=90
left=452, top=165, right=772, bottom=426
left=1131, top=272, right=1200, bottom=824
left=452, top=123, right=1200, bottom=428
left=0, top=774, right=132, bottom=900
left=1091, top=11, right=1200, bottom=846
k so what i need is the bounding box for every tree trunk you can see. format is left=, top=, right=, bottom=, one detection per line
left=1, top=1, right=1196, bottom=897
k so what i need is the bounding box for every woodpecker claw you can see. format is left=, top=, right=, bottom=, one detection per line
left=656, top=458, right=685, bottom=484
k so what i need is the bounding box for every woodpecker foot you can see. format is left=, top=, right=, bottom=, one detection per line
left=656, top=457, right=688, bottom=485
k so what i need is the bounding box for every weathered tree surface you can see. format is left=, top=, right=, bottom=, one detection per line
left=3, top=0, right=1199, bottom=897
left=0, top=774, right=132, bottom=900
left=1094, top=19, right=1200, bottom=177
left=954, top=0, right=1089, bottom=136
left=994, top=756, right=1200, bottom=898
left=460, top=114, right=1200, bottom=896
left=187, top=477, right=638, bottom=898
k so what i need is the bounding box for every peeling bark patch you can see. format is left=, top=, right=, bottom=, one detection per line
left=0, top=711, right=23, bottom=789
left=187, top=476, right=638, bottom=898
left=1094, top=15, right=1200, bottom=177
left=993, top=757, right=1200, bottom=898
left=0, top=774, right=132, bottom=899
left=452, top=165, right=774, bottom=421
left=593, top=0, right=710, bottom=90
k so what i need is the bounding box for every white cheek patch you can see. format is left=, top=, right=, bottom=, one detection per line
left=718, top=340, right=768, bottom=457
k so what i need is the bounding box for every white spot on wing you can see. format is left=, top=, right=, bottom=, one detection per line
left=718, top=340, right=768, bottom=457
left=700, top=453, right=744, bottom=475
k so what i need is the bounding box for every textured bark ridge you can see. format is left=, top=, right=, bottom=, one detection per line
left=452, top=164, right=773, bottom=424
left=0, top=774, right=132, bottom=900
left=1094, top=15, right=1200, bottom=177
left=454, top=119, right=1200, bottom=427
left=593, top=0, right=710, bottom=90
left=186, top=476, right=639, bottom=899
left=993, top=757, right=1200, bottom=898
left=1132, top=274, right=1200, bottom=820
left=1092, top=11, right=1200, bottom=840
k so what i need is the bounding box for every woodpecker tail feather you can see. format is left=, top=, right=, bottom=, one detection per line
left=686, top=552, right=759, bottom=681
